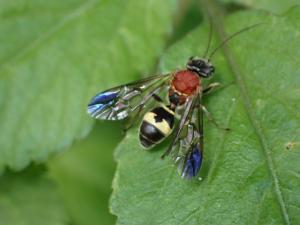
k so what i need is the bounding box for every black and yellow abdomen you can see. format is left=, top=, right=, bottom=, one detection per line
left=139, top=106, right=174, bottom=148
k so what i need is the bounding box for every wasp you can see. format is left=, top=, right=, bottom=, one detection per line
left=87, top=23, right=261, bottom=179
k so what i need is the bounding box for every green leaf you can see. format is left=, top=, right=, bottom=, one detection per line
left=0, top=0, right=177, bottom=171
left=0, top=166, right=68, bottom=225
left=111, top=6, right=300, bottom=225
left=49, top=122, right=123, bottom=225
left=219, top=0, right=299, bottom=13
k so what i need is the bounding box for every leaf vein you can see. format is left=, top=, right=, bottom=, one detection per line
left=213, top=16, right=292, bottom=225
left=202, top=1, right=291, bottom=224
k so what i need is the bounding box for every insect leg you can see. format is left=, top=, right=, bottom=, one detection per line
left=200, top=105, right=230, bottom=131
left=203, top=82, right=221, bottom=95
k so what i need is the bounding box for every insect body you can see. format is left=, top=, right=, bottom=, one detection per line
left=87, top=23, right=261, bottom=179
left=169, top=58, right=214, bottom=103
left=139, top=60, right=214, bottom=150
left=87, top=57, right=214, bottom=179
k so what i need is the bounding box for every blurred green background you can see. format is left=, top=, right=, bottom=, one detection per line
left=0, top=0, right=299, bottom=225
left=49, top=122, right=123, bottom=225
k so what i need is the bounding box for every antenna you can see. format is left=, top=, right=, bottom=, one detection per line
left=202, top=17, right=213, bottom=58
left=208, top=22, right=264, bottom=60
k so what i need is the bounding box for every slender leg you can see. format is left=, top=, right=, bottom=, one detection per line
left=151, top=93, right=164, bottom=103
left=203, top=82, right=221, bottom=94
left=200, top=105, right=230, bottom=131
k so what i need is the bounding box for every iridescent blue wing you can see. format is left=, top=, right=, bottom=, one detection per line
left=179, top=124, right=203, bottom=179
left=161, top=91, right=203, bottom=179
left=87, top=74, right=171, bottom=120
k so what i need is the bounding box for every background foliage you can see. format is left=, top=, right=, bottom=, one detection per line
left=0, top=0, right=299, bottom=225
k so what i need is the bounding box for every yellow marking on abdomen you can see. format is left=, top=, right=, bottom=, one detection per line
left=143, top=112, right=172, bottom=135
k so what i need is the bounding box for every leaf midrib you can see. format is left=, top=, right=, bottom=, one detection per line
left=202, top=0, right=291, bottom=224
left=224, top=43, right=292, bottom=225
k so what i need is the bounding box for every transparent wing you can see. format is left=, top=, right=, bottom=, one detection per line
left=162, top=91, right=203, bottom=179
left=87, top=74, right=171, bottom=120
left=178, top=124, right=203, bottom=179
